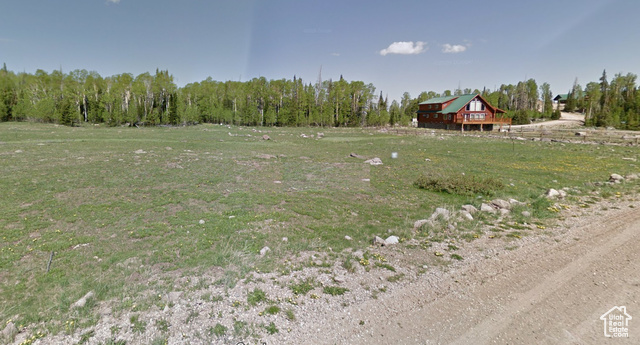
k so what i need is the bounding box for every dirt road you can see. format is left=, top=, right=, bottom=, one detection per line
left=310, top=201, right=639, bottom=344
left=510, top=112, right=585, bottom=130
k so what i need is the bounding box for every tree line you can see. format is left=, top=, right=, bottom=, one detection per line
left=0, top=63, right=638, bottom=129
left=563, top=70, right=640, bottom=129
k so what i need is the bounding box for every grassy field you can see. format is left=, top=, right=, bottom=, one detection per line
left=1, top=122, right=639, bottom=339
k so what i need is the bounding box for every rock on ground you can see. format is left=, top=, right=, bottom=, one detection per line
left=385, top=236, right=399, bottom=245
left=480, top=203, right=496, bottom=213
left=609, top=174, right=624, bottom=183
left=72, top=291, right=95, bottom=309
left=491, top=199, right=511, bottom=210
left=372, top=236, right=386, bottom=246
left=430, top=208, right=450, bottom=221
left=364, top=157, right=383, bottom=166
left=414, top=219, right=431, bottom=229
left=461, top=205, right=478, bottom=214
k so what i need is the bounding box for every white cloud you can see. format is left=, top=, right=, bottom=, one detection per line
left=331, top=52, right=341, bottom=57
left=379, top=41, right=427, bottom=56
left=442, top=44, right=467, bottom=54
left=107, top=0, right=121, bottom=3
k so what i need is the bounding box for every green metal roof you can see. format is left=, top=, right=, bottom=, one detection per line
left=554, top=94, right=568, bottom=101
left=440, top=94, right=476, bottom=113
left=419, top=95, right=457, bottom=105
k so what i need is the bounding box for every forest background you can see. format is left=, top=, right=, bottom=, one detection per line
left=0, top=64, right=637, bottom=129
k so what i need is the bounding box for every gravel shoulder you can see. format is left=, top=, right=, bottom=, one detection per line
left=304, top=197, right=640, bottom=345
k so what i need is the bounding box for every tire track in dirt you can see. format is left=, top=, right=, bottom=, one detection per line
left=450, top=207, right=639, bottom=344
left=310, top=203, right=640, bottom=345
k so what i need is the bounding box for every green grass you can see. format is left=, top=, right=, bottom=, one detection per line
left=289, top=278, right=316, bottom=295
left=322, top=286, right=349, bottom=296
left=210, top=323, right=227, bottom=337
left=1, top=122, right=639, bottom=334
left=246, top=288, right=267, bottom=306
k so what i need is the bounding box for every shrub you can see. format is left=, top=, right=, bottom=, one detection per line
left=247, top=288, right=267, bottom=306
left=322, top=286, right=349, bottom=296
left=289, top=279, right=315, bottom=295
left=414, top=173, right=503, bottom=196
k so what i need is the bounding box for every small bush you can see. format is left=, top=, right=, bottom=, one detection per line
left=211, top=323, right=227, bottom=337
left=247, top=288, right=267, bottom=306
left=323, top=286, right=349, bottom=296
left=264, top=322, right=278, bottom=335
left=129, top=315, right=146, bottom=334
left=415, top=173, right=504, bottom=196
left=264, top=305, right=280, bottom=315
left=285, top=308, right=295, bottom=321
left=289, top=279, right=315, bottom=295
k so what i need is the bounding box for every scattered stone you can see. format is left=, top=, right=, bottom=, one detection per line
left=609, top=174, right=624, bottom=183
left=546, top=189, right=561, bottom=199
left=333, top=276, right=346, bottom=283
left=1, top=322, right=17, bottom=343
left=361, top=178, right=370, bottom=182
left=625, top=173, right=639, bottom=180
left=575, top=131, right=587, bottom=136
left=199, top=219, right=205, bottom=225
left=364, top=157, right=383, bottom=166
left=425, top=158, right=432, bottom=162
left=168, top=291, right=182, bottom=303
left=163, top=305, right=170, bottom=313
left=282, top=237, right=288, bottom=242
left=461, top=205, right=478, bottom=214
left=430, top=208, right=450, bottom=221
left=460, top=211, right=474, bottom=221
left=72, top=291, right=95, bottom=309
left=262, top=135, right=271, bottom=140
left=257, top=153, right=276, bottom=159
left=259, top=246, right=271, bottom=256
left=165, top=147, right=172, bottom=150
left=622, top=157, right=636, bottom=162
left=273, top=181, right=282, bottom=184
left=414, top=219, right=431, bottom=229
left=490, top=199, right=511, bottom=210
left=521, top=211, right=531, bottom=217
left=509, top=198, right=524, bottom=206
left=499, top=209, right=510, bottom=216
left=344, top=235, right=352, bottom=241
left=349, top=153, right=366, bottom=159
left=480, top=203, right=496, bottom=213
left=14, top=150, right=23, bottom=153
left=372, top=236, right=386, bottom=246
left=134, top=149, right=147, bottom=154
left=385, top=236, right=399, bottom=245
left=317, top=132, right=325, bottom=138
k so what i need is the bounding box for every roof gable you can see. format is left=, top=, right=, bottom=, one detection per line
left=442, top=94, right=476, bottom=113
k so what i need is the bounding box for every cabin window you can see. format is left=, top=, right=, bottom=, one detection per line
left=434, top=114, right=438, bottom=119
left=466, top=99, right=484, bottom=111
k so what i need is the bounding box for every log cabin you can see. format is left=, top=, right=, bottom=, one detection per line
left=416, top=94, right=510, bottom=131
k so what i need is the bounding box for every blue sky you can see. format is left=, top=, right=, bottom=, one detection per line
left=1, top=0, right=638, bottom=103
